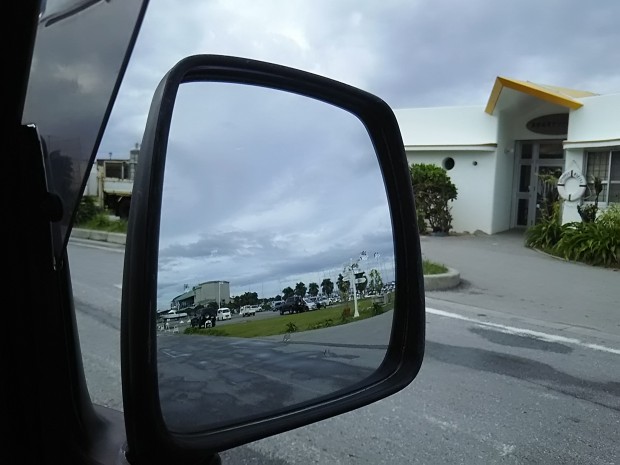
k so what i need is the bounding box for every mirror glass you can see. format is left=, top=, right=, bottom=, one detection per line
left=156, top=81, right=396, bottom=433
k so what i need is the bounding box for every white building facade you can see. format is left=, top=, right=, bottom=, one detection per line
left=395, top=77, right=620, bottom=234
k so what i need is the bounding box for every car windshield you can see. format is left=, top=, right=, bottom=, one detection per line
left=67, top=1, right=619, bottom=464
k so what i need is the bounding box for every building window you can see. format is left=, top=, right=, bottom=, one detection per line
left=585, top=149, right=619, bottom=204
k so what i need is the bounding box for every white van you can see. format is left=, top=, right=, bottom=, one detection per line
left=216, top=308, right=232, bottom=321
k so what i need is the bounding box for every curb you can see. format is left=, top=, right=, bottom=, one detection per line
left=423, top=267, right=460, bottom=291
left=72, top=228, right=126, bottom=245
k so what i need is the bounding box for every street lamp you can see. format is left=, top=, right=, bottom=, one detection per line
left=348, top=261, right=359, bottom=317
left=345, top=251, right=367, bottom=318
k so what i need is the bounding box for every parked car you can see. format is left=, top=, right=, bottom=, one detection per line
left=304, top=297, right=318, bottom=310
left=190, top=309, right=217, bottom=328
left=280, top=296, right=309, bottom=315
left=272, top=300, right=285, bottom=311
left=216, top=308, right=232, bottom=320
left=239, top=306, right=256, bottom=317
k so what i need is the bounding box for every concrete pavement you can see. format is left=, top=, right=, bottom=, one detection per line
left=70, top=227, right=619, bottom=339
left=419, top=229, right=620, bottom=339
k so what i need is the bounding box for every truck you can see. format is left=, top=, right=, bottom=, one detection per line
left=239, top=305, right=256, bottom=317
left=279, top=295, right=309, bottom=315
left=83, top=145, right=139, bottom=219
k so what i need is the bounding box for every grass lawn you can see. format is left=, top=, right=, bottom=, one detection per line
left=77, top=213, right=128, bottom=233
left=185, top=295, right=394, bottom=338
left=422, top=259, right=448, bottom=274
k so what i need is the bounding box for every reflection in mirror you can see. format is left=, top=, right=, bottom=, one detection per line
left=157, top=82, right=396, bottom=433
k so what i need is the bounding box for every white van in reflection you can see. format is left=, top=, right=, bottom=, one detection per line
left=216, top=308, right=232, bottom=321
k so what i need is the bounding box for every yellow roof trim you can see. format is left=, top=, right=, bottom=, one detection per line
left=484, top=77, right=596, bottom=114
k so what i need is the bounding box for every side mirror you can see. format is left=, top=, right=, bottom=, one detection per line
left=121, top=54, right=424, bottom=465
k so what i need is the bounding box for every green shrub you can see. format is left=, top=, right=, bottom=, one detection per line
left=417, top=212, right=428, bottom=235
left=75, top=196, right=128, bottom=232
left=340, top=307, right=352, bottom=323
left=307, top=319, right=334, bottom=330
left=410, top=163, right=458, bottom=233
left=598, top=203, right=620, bottom=228
left=285, top=322, right=298, bottom=333
left=75, top=196, right=103, bottom=224
left=577, top=203, right=598, bottom=223
left=371, top=302, right=384, bottom=316
left=525, top=202, right=563, bottom=251
left=554, top=206, right=620, bottom=267
left=79, top=213, right=128, bottom=232
left=577, top=176, right=604, bottom=223
left=183, top=327, right=228, bottom=336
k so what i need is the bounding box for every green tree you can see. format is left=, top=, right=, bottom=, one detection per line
left=232, top=291, right=259, bottom=308
left=320, top=278, right=334, bottom=297
left=75, top=195, right=103, bottom=225
left=308, top=282, right=319, bottom=297
left=337, top=273, right=350, bottom=299
left=244, top=292, right=259, bottom=305
left=282, top=286, right=295, bottom=299
left=294, top=282, right=307, bottom=297
left=410, top=163, right=458, bottom=233
left=368, top=269, right=383, bottom=294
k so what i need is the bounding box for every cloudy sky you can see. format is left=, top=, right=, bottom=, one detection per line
left=96, top=0, right=620, bottom=306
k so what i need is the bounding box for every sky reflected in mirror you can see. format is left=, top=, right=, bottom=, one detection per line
left=156, top=82, right=396, bottom=432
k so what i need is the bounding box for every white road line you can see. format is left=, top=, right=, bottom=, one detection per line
left=427, top=307, right=620, bottom=356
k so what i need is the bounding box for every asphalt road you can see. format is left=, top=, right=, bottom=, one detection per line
left=68, top=233, right=620, bottom=464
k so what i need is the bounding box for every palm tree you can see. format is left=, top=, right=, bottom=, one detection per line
left=320, top=278, right=334, bottom=297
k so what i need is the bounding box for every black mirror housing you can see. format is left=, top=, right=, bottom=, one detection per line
left=121, top=54, right=425, bottom=465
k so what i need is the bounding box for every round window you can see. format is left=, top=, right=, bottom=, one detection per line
left=442, top=157, right=455, bottom=170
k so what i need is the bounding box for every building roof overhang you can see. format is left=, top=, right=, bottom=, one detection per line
left=485, top=77, right=597, bottom=115
left=404, top=143, right=497, bottom=152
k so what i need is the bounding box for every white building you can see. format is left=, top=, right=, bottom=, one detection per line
left=171, top=280, right=230, bottom=310
left=395, top=76, right=619, bottom=234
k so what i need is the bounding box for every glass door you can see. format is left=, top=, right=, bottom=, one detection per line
left=513, top=141, right=564, bottom=228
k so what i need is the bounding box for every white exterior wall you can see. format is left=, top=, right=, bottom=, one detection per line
left=396, top=106, right=497, bottom=146
left=406, top=150, right=497, bottom=234
left=397, top=106, right=499, bottom=234
left=83, top=165, right=98, bottom=197
left=396, top=92, right=620, bottom=234
left=494, top=102, right=570, bottom=231
left=562, top=93, right=620, bottom=223
left=492, top=116, right=515, bottom=233
left=562, top=148, right=586, bottom=223
left=195, top=281, right=230, bottom=305
left=566, top=94, right=620, bottom=143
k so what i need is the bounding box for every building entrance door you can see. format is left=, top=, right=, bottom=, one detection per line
left=513, top=141, right=564, bottom=228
